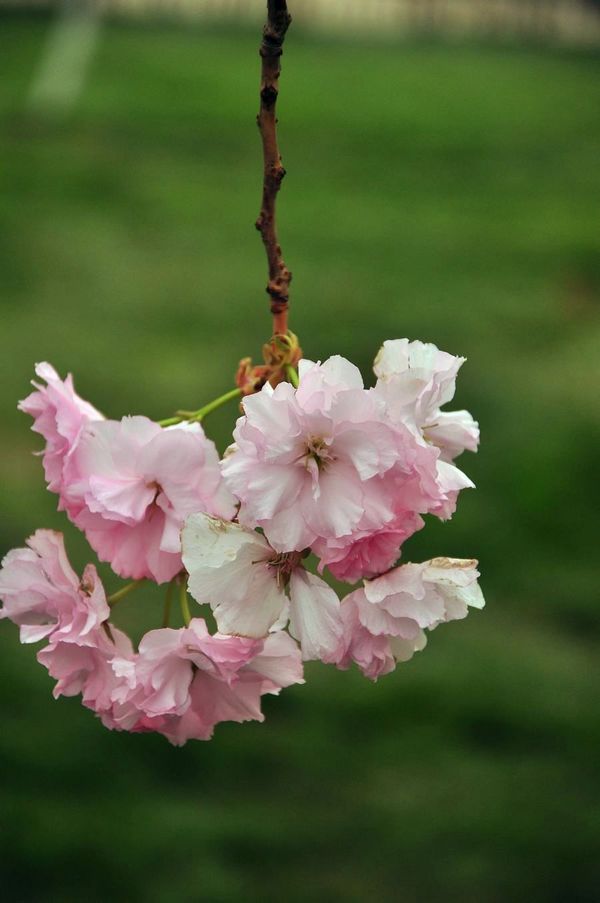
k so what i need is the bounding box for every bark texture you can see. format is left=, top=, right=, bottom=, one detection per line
left=256, top=0, right=292, bottom=336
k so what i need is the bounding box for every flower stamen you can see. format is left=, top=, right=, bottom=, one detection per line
left=303, top=436, right=335, bottom=472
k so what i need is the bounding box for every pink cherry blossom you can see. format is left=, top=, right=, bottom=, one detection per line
left=63, top=416, right=236, bottom=583
left=374, top=339, right=463, bottom=408
left=372, top=339, right=479, bottom=528
left=375, top=425, right=473, bottom=520
left=222, top=356, right=429, bottom=554
left=164, top=628, right=304, bottom=745
left=222, top=355, right=474, bottom=581
left=335, top=593, right=427, bottom=681
left=113, top=619, right=304, bottom=745
left=4, top=340, right=484, bottom=740
left=373, top=339, right=480, bottom=462
left=313, top=510, right=424, bottom=583
left=124, top=620, right=262, bottom=719
left=336, top=557, right=484, bottom=680
left=0, top=529, right=109, bottom=644
left=19, top=362, right=103, bottom=497
left=182, top=513, right=343, bottom=662
left=38, top=624, right=136, bottom=725
left=311, top=441, right=469, bottom=581
left=359, top=557, right=485, bottom=634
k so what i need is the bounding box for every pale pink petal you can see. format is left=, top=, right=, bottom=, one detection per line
left=65, top=414, right=234, bottom=582
left=354, top=589, right=423, bottom=639
left=354, top=558, right=484, bottom=647
left=182, top=514, right=286, bottom=638
left=26, top=530, right=79, bottom=591
left=288, top=569, right=343, bottom=662
left=425, top=410, right=480, bottom=462
left=389, top=631, right=427, bottom=662
left=423, top=557, right=485, bottom=622
left=19, top=362, right=103, bottom=495
left=335, top=596, right=396, bottom=681
left=335, top=592, right=428, bottom=680
left=372, top=340, right=410, bottom=381
left=254, top=502, right=314, bottom=554
left=242, top=463, right=305, bottom=521
left=0, top=530, right=109, bottom=645
left=136, top=630, right=194, bottom=717
left=307, top=464, right=364, bottom=539
left=243, top=631, right=304, bottom=694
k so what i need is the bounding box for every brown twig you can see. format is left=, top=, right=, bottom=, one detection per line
left=256, top=0, right=292, bottom=336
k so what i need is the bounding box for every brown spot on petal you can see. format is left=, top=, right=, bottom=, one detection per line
left=206, top=517, right=232, bottom=535
left=429, top=557, right=478, bottom=569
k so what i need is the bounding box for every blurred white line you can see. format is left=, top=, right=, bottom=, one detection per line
left=11, top=0, right=600, bottom=48
left=28, top=0, right=102, bottom=114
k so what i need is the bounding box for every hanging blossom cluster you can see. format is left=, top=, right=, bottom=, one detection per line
left=0, top=339, right=484, bottom=744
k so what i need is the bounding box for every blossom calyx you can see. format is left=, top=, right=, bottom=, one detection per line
left=235, top=331, right=303, bottom=396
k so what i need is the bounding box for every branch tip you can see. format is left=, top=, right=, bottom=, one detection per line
left=257, top=0, right=292, bottom=336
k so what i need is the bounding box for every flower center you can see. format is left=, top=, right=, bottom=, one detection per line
left=79, top=577, right=94, bottom=597
left=145, top=480, right=162, bottom=502
left=266, top=551, right=303, bottom=589
left=144, top=480, right=164, bottom=520
left=421, top=422, right=438, bottom=444
left=303, top=435, right=334, bottom=472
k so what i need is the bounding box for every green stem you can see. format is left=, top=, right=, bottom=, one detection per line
left=286, top=364, right=299, bottom=388
left=162, top=579, right=175, bottom=628
left=158, top=387, right=242, bottom=428
left=191, top=387, right=242, bottom=421
left=107, top=578, right=145, bottom=608
left=179, top=578, right=192, bottom=627
left=158, top=415, right=182, bottom=427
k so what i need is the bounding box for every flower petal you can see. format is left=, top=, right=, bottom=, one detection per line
left=182, top=514, right=286, bottom=638
left=288, top=569, right=343, bottom=662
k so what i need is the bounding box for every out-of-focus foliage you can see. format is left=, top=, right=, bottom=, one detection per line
left=0, top=12, right=599, bottom=903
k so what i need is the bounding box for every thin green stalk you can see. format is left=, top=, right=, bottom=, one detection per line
left=179, top=578, right=192, bottom=627
left=162, top=579, right=175, bottom=628
left=158, top=387, right=241, bottom=428
left=191, top=387, right=242, bottom=421
left=158, top=415, right=182, bottom=427
left=107, top=578, right=145, bottom=608
left=286, top=364, right=299, bottom=388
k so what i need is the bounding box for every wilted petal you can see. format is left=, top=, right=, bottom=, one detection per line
left=423, top=558, right=485, bottom=623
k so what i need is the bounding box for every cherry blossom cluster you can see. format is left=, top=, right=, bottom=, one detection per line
left=0, top=340, right=484, bottom=743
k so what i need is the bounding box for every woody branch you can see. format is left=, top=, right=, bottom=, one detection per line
left=256, top=0, right=292, bottom=337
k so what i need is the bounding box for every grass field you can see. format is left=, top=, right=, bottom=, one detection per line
left=1, top=12, right=599, bottom=902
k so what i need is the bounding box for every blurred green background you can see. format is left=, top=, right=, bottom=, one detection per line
left=1, top=8, right=600, bottom=902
